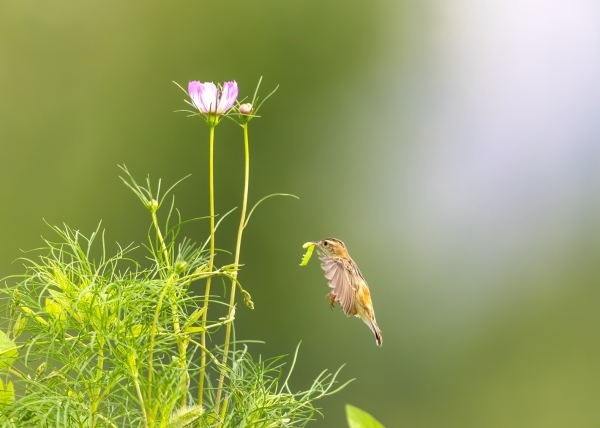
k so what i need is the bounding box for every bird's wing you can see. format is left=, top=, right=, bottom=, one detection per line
left=320, top=256, right=356, bottom=316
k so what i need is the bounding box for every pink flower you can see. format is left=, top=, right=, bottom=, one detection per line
left=188, top=81, right=238, bottom=115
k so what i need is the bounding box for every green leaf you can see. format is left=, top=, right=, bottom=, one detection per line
left=12, top=313, right=28, bottom=339
left=0, top=330, right=18, bottom=370
left=0, top=378, right=15, bottom=407
left=189, top=307, right=206, bottom=323
left=346, top=404, right=385, bottom=428
left=21, top=305, right=48, bottom=326
left=127, top=350, right=137, bottom=373
left=129, top=324, right=144, bottom=338
left=20, top=305, right=34, bottom=315
left=45, top=298, right=66, bottom=327
left=52, top=266, right=73, bottom=292
left=184, top=326, right=205, bottom=333
left=167, top=405, right=204, bottom=428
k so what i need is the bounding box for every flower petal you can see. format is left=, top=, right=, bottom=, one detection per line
left=200, top=82, right=218, bottom=113
left=188, top=81, right=204, bottom=112
left=217, top=81, right=238, bottom=114
left=188, top=81, right=218, bottom=114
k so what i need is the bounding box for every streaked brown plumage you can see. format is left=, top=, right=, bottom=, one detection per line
left=311, top=238, right=382, bottom=347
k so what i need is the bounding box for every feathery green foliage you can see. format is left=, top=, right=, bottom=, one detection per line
left=0, top=79, right=350, bottom=427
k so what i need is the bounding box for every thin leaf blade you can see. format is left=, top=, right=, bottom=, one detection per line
left=346, top=404, right=385, bottom=428
left=0, top=330, right=18, bottom=370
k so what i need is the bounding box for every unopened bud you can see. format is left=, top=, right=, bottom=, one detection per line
left=36, top=362, right=46, bottom=379
left=175, top=260, right=188, bottom=274
left=146, top=199, right=159, bottom=212
left=11, top=289, right=21, bottom=316
left=239, top=103, right=253, bottom=115
left=13, top=289, right=21, bottom=305
left=242, top=289, right=254, bottom=310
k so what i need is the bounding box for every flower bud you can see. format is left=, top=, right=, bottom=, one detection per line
left=36, top=362, right=46, bottom=379
left=242, top=290, right=254, bottom=310
left=146, top=199, right=159, bottom=212
left=11, top=289, right=21, bottom=316
left=175, top=260, right=188, bottom=274
left=13, top=290, right=21, bottom=306
left=239, top=103, right=253, bottom=115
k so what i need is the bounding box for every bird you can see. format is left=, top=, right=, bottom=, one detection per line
left=309, top=238, right=382, bottom=347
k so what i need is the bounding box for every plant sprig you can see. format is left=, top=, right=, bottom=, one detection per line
left=0, top=78, right=350, bottom=427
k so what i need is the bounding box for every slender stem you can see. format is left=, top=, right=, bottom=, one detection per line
left=91, top=344, right=104, bottom=425
left=133, top=374, right=150, bottom=428
left=95, top=414, right=119, bottom=428
left=184, top=336, right=221, bottom=366
left=169, top=292, right=189, bottom=408
left=153, top=205, right=187, bottom=406
left=96, top=414, right=119, bottom=428
left=219, top=394, right=229, bottom=425
left=147, top=275, right=175, bottom=402
left=152, top=211, right=171, bottom=270
left=8, top=367, right=24, bottom=379
left=215, top=122, right=250, bottom=416
left=198, top=125, right=216, bottom=407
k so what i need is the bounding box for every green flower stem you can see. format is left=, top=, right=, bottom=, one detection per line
left=91, top=344, right=104, bottom=426
left=151, top=211, right=171, bottom=270
left=219, top=394, right=229, bottom=424
left=168, top=292, right=189, bottom=408
left=95, top=414, right=119, bottom=428
left=8, top=367, right=24, bottom=379
left=152, top=202, right=188, bottom=406
left=133, top=374, right=150, bottom=428
left=215, top=122, right=250, bottom=416
left=147, top=274, right=175, bottom=403
left=185, top=337, right=221, bottom=367
left=198, top=125, right=216, bottom=408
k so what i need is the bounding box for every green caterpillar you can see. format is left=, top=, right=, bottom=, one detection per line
left=300, top=242, right=315, bottom=266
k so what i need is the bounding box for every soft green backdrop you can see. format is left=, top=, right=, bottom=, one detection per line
left=2, top=1, right=600, bottom=427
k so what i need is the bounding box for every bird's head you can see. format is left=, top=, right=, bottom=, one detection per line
left=312, top=238, right=349, bottom=258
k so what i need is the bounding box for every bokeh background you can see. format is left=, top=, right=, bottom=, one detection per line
left=2, top=0, right=600, bottom=426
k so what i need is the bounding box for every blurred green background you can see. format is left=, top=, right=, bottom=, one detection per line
left=2, top=1, right=600, bottom=426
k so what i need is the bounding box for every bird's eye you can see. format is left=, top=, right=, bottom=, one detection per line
left=323, top=241, right=328, bottom=246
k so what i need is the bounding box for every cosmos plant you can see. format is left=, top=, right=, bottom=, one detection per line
left=0, top=78, right=349, bottom=427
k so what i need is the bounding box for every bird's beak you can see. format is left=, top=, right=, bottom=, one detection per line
left=302, top=241, right=319, bottom=249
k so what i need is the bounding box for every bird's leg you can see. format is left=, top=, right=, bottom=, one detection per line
left=327, top=292, right=336, bottom=310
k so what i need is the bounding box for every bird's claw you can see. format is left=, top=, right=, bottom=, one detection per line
left=327, top=292, right=336, bottom=310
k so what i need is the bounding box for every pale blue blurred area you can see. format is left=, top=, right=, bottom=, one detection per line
left=371, top=0, right=600, bottom=325
left=2, top=0, right=600, bottom=426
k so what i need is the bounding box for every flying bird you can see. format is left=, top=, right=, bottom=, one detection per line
left=308, top=238, right=382, bottom=347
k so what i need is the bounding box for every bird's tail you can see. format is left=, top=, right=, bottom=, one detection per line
left=372, top=319, right=383, bottom=347
left=361, top=314, right=383, bottom=347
